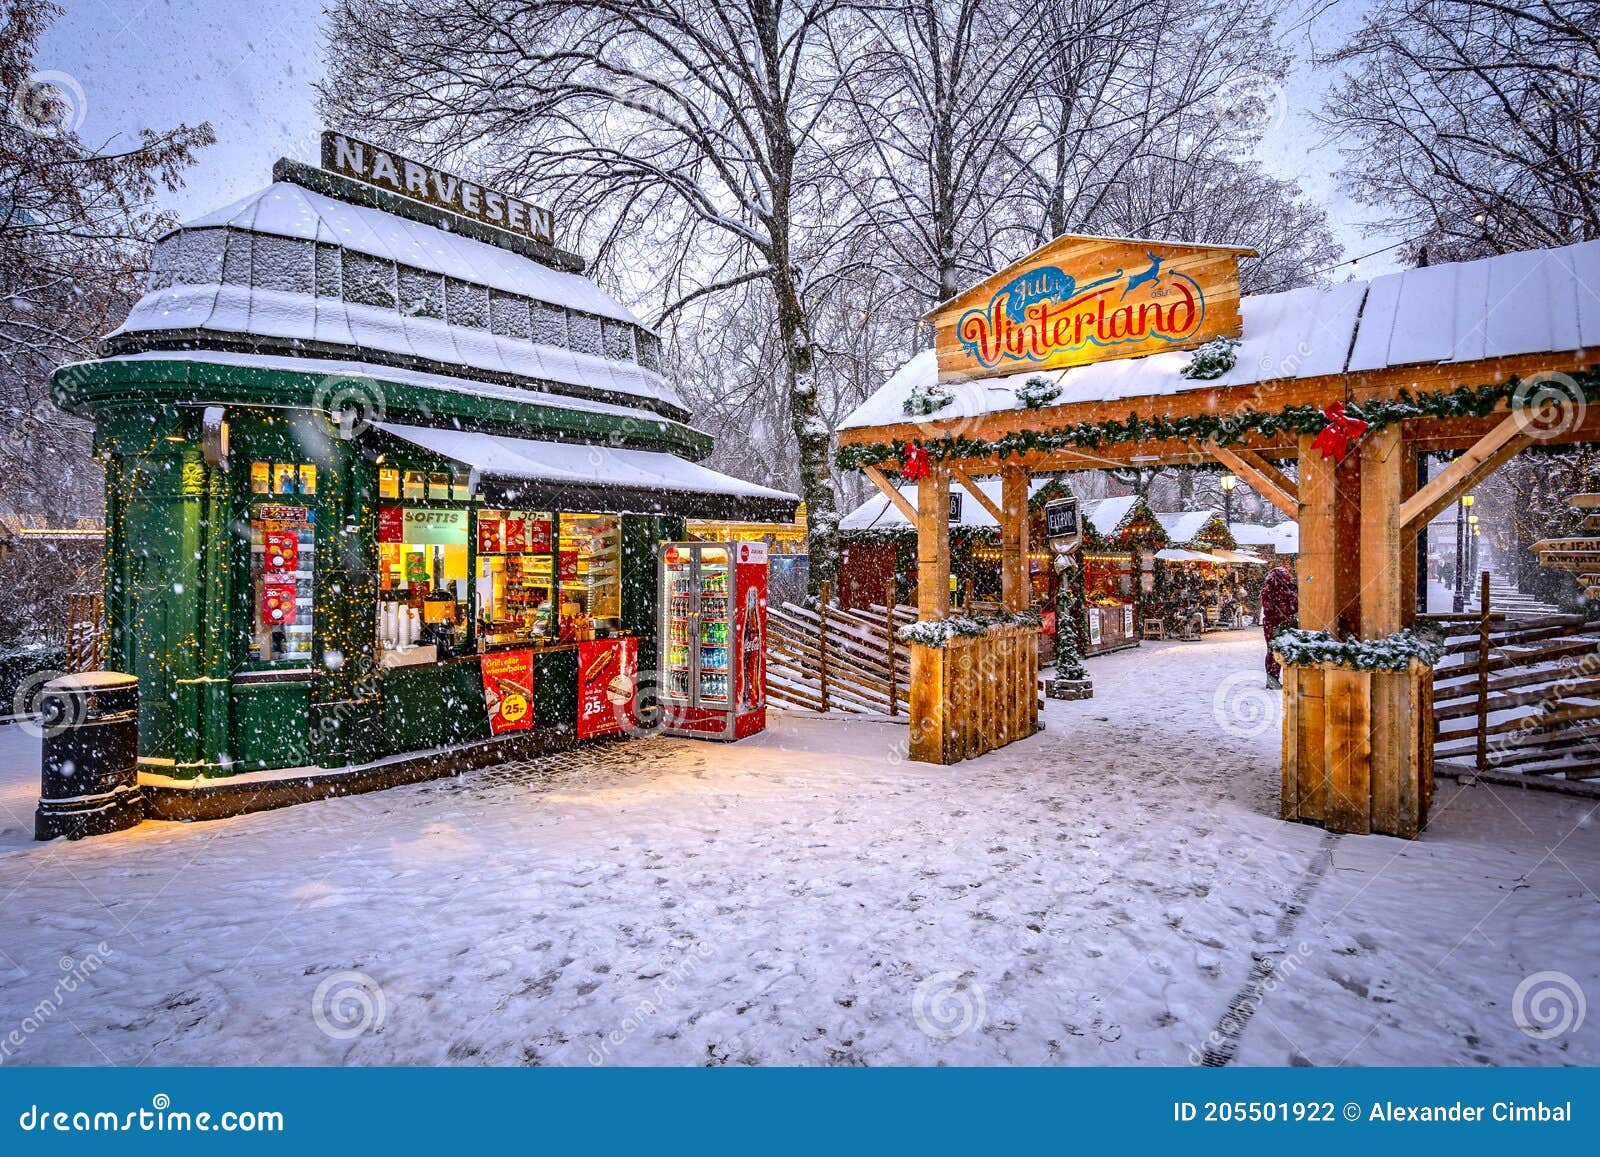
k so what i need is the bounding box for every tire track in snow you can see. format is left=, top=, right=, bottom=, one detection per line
left=1197, top=831, right=1338, bottom=1066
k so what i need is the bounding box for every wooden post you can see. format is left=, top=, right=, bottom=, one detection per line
left=1359, top=426, right=1405, bottom=636
left=1297, top=434, right=1339, bottom=632
left=818, top=579, right=831, bottom=712
left=1476, top=571, right=1491, bottom=770
left=910, top=467, right=951, bottom=762
left=1000, top=463, right=1030, bottom=612
left=916, top=466, right=950, bottom=620
left=885, top=579, right=898, bottom=717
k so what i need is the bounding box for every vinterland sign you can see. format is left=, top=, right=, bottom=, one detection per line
left=926, top=234, right=1255, bottom=383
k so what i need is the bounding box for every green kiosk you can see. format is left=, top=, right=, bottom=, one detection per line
left=51, top=131, right=795, bottom=820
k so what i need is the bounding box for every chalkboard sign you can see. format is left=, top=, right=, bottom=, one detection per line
left=949, top=493, right=963, bottom=523
left=1044, top=497, right=1080, bottom=543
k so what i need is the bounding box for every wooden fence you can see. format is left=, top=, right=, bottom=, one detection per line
left=1423, top=574, right=1600, bottom=791
left=766, top=582, right=912, bottom=717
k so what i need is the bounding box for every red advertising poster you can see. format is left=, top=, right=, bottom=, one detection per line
left=503, top=518, right=527, bottom=552
left=527, top=520, right=553, bottom=553
left=559, top=549, right=579, bottom=581
left=481, top=648, right=535, bottom=735
left=378, top=506, right=402, bottom=543
left=264, top=531, right=299, bottom=573
left=477, top=517, right=502, bottom=554
left=262, top=583, right=298, bottom=626
left=577, top=637, right=637, bottom=739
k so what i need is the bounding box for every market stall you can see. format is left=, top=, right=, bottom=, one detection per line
left=53, top=131, right=797, bottom=796
left=1077, top=495, right=1165, bottom=654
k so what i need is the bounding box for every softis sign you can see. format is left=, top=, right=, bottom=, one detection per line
left=930, top=235, right=1252, bottom=383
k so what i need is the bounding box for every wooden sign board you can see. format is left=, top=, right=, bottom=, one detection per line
left=321, top=130, right=555, bottom=247
left=925, top=234, right=1255, bottom=384
left=1044, top=497, right=1081, bottom=553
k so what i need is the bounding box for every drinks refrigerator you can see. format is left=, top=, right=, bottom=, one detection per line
left=658, top=540, right=768, bottom=740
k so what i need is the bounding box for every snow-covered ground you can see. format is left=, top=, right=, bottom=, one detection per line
left=0, top=631, right=1594, bottom=1066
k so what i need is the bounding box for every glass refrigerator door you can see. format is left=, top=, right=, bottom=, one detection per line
left=695, top=545, right=732, bottom=709
left=662, top=545, right=695, bottom=704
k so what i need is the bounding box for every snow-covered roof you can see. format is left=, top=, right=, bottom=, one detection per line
left=841, top=238, right=1600, bottom=431
left=838, top=477, right=1052, bottom=531
left=177, top=182, right=637, bottom=324
left=1083, top=495, right=1141, bottom=538
left=1229, top=521, right=1299, bottom=554
left=1156, top=509, right=1223, bottom=545
left=110, top=283, right=683, bottom=413
left=374, top=422, right=796, bottom=520
left=90, top=349, right=690, bottom=430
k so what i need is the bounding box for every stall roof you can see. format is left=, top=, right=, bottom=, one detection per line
left=1154, top=548, right=1222, bottom=563
left=839, top=238, right=1600, bottom=432
left=1229, top=521, right=1299, bottom=555
left=1083, top=495, right=1142, bottom=538
left=373, top=423, right=798, bottom=523
left=177, top=182, right=637, bottom=324
left=1155, top=509, right=1224, bottom=546
left=839, top=477, right=1053, bottom=532
left=1208, top=548, right=1268, bottom=565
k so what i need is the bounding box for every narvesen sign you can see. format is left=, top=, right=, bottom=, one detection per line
left=927, top=234, right=1254, bottom=383
left=322, top=131, right=556, bottom=247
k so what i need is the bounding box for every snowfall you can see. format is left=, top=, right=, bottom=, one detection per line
left=0, top=631, right=1595, bottom=1067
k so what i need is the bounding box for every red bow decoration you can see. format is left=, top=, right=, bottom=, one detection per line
left=899, top=442, right=931, bottom=483
left=1311, top=402, right=1370, bottom=463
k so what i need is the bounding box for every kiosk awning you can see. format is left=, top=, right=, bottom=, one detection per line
left=1208, top=548, right=1269, bottom=565
left=1154, top=548, right=1222, bottom=563
left=374, top=422, right=799, bottom=522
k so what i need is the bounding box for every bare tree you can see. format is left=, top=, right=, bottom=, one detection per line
left=321, top=0, right=851, bottom=592
left=1320, top=0, right=1600, bottom=261
left=0, top=0, right=212, bottom=523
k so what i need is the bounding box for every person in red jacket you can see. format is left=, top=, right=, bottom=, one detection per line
left=1260, top=565, right=1298, bottom=688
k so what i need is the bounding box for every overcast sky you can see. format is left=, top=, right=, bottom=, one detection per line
left=40, top=0, right=1404, bottom=279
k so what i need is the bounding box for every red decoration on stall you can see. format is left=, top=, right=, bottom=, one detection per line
left=262, top=583, right=298, bottom=626
left=899, top=442, right=931, bottom=482
left=263, top=531, right=299, bottom=573
left=1311, top=402, right=1370, bottom=463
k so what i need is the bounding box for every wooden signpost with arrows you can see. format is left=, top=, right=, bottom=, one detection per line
left=1534, top=494, right=1600, bottom=599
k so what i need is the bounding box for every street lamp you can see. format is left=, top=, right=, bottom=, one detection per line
left=1219, top=472, right=1237, bottom=525
left=1454, top=493, right=1476, bottom=612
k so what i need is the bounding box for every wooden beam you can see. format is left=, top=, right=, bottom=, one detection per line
left=1235, top=449, right=1298, bottom=502
left=1359, top=425, right=1405, bottom=637
left=948, top=465, right=1004, bottom=523
left=1398, top=409, right=1537, bottom=530
left=862, top=465, right=917, bottom=523
left=1298, top=433, right=1338, bottom=632
left=1208, top=441, right=1299, bottom=518
left=916, top=466, right=950, bottom=620
left=1000, top=463, right=1029, bottom=612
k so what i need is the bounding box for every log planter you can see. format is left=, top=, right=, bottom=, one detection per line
left=908, top=624, right=1039, bottom=764
left=1280, top=658, right=1435, bottom=838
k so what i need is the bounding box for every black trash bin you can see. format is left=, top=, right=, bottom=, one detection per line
left=34, top=672, right=145, bottom=841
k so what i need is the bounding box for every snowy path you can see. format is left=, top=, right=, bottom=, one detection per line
left=0, top=631, right=1595, bottom=1067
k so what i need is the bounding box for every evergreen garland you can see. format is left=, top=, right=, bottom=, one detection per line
left=1270, top=625, right=1446, bottom=671
left=1017, top=376, right=1063, bottom=409
left=1053, top=556, right=1088, bottom=679
left=837, top=370, right=1600, bottom=472
left=902, top=379, right=954, bottom=417
left=1181, top=337, right=1240, bottom=380
left=898, top=607, right=1042, bottom=648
